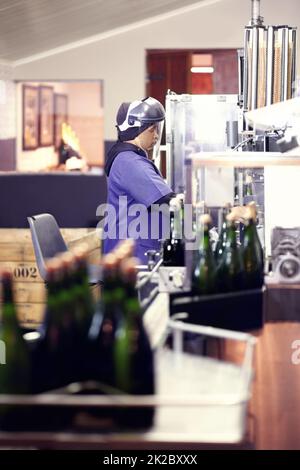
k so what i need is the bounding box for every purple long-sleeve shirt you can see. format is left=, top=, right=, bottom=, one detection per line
left=103, top=146, right=172, bottom=264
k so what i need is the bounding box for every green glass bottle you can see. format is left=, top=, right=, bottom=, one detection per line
left=0, top=271, right=31, bottom=430
left=114, top=258, right=155, bottom=428
left=192, top=214, right=217, bottom=295
left=242, top=202, right=264, bottom=289
left=88, top=241, right=135, bottom=385
left=88, top=254, right=123, bottom=387
left=73, top=246, right=95, bottom=334
left=218, top=213, right=245, bottom=292
left=215, top=203, right=232, bottom=263
left=0, top=271, right=30, bottom=394
left=176, top=193, right=185, bottom=242
left=163, top=199, right=185, bottom=267
left=59, top=253, right=82, bottom=386
left=35, top=260, right=67, bottom=392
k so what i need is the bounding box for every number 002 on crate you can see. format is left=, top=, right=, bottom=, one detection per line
left=0, top=228, right=101, bottom=328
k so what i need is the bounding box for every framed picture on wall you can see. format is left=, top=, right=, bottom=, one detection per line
left=22, top=85, right=39, bottom=150
left=39, top=85, right=54, bottom=146
left=54, top=93, right=68, bottom=149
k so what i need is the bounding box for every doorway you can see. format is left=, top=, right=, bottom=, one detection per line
left=146, top=49, right=239, bottom=176
left=146, top=49, right=239, bottom=99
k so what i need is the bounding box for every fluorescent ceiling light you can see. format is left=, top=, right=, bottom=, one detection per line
left=191, top=66, right=214, bottom=73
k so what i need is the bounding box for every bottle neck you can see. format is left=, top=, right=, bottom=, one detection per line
left=170, top=209, right=182, bottom=239
left=2, top=276, right=18, bottom=326
left=125, top=296, right=140, bottom=318
left=199, top=225, right=212, bottom=253
left=203, top=227, right=210, bottom=249
left=2, top=276, right=14, bottom=305
left=226, top=222, right=238, bottom=247
left=244, top=217, right=261, bottom=244
left=102, top=275, right=125, bottom=313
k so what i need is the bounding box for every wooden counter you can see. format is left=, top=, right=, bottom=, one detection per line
left=251, top=323, right=300, bottom=449
left=220, top=321, right=300, bottom=450
left=0, top=294, right=299, bottom=449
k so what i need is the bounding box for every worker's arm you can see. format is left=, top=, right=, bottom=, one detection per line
left=150, top=191, right=176, bottom=211
left=113, top=152, right=174, bottom=208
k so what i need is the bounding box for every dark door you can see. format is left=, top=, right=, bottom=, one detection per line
left=146, top=49, right=238, bottom=99
left=146, top=51, right=191, bottom=104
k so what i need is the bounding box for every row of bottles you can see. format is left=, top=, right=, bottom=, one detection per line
left=33, top=246, right=94, bottom=393
left=192, top=202, right=264, bottom=295
left=88, top=242, right=155, bottom=428
left=161, top=193, right=263, bottom=293
left=0, top=240, right=154, bottom=430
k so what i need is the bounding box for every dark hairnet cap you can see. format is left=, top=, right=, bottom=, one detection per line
left=116, top=102, right=130, bottom=127
left=116, top=102, right=151, bottom=142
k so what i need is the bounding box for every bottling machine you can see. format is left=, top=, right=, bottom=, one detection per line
left=163, top=0, right=299, bottom=287
left=166, top=0, right=297, bottom=198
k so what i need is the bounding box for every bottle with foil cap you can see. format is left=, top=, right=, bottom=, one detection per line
left=192, top=214, right=217, bottom=295
left=114, top=258, right=155, bottom=428
left=0, top=271, right=31, bottom=430
left=35, top=258, right=71, bottom=392
left=88, top=254, right=123, bottom=387
left=242, top=202, right=264, bottom=289
left=60, top=251, right=88, bottom=384
left=0, top=270, right=30, bottom=395
left=217, top=212, right=245, bottom=292
left=72, top=244, right=95, bottom=333
left=162, top=198, right=185, bottom=267
left=215, top=203, right=232, bottom=263
left=176, top=193, right=185, bottom=240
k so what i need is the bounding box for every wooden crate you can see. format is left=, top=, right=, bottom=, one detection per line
left=14, top=284, right=101, bottom=329
left=0, top=228, right=101, bottom=263
left=0, top=228, right=102, bottom=327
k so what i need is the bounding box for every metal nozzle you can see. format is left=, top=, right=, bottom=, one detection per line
left=251, top=0, right=264, bottom=26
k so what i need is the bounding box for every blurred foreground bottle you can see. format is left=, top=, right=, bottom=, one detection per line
left=114, top=258, right=155, bottom=428
left=73, top=246, right=95, bottom=332
left=0, top=271, right=31, bottom=430
left=59, top=252, right=83, bottom=385
left=88, top=240, right=135, bottom=385
left=88, top=254, right=122, bottom=387
left=192, top=214, right=217, bottom=295
left=34, top=260, right=68, bottom=392
left=88, top=243, right=155, bottom=429
left=0, top=271, right=30, bottom=394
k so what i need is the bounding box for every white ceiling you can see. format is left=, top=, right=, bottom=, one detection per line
left=0, top=0, right=208, bottom=62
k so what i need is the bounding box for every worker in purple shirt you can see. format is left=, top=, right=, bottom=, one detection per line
left=103, top=97, right=175, bottom=264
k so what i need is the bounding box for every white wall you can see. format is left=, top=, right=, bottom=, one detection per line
left=66, top=82, right=104, bottom=166
left=13, top=0, right=300, bottom=141
left=0, top=63, right=16, bottom=140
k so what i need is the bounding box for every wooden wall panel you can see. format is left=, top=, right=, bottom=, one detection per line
left=213, top=49, right=239, bottom=94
